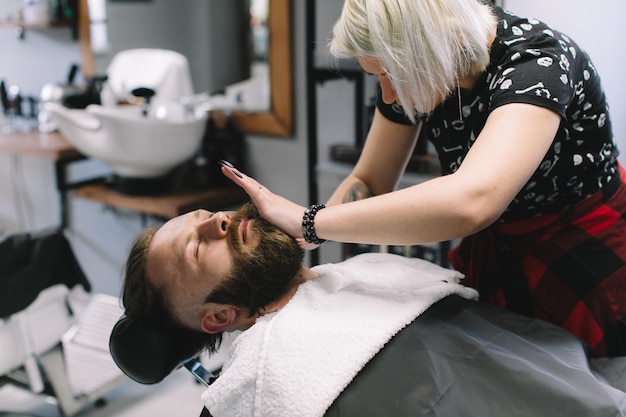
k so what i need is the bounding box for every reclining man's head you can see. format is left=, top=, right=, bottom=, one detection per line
left=122, top=201, right=307, bottom=352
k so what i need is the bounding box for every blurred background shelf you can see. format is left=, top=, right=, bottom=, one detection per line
left=73, top=183, right=247, bottom=220
left=0, top=130, right=248, bottom=227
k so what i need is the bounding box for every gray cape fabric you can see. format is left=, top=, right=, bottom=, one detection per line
left=324, top=295, right=626, bottom=417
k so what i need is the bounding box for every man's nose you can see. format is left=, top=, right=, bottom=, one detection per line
left=197, top=211, right=231, bottom=239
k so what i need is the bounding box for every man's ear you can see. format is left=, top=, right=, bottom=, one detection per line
left=200, top=306, right=238, bottom=334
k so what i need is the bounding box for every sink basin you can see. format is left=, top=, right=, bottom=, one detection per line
left=46, top=102, right=207, bottom=179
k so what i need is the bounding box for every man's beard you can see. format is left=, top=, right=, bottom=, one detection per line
left=204, top=201, right=304, bottom=316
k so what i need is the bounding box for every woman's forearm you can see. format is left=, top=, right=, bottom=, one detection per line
left=315, top=174, right=503, bottom=246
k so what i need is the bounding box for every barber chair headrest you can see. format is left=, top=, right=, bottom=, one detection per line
left=109, top=315, right=201, bottom=385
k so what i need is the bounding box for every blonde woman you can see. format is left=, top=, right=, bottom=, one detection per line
left=223, top=0, right=626, bottom=357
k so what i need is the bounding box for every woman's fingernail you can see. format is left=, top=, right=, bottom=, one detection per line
left=219, top=160, right=243, bottom=178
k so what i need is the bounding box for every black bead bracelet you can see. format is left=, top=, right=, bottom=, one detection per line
left=302, top=203, right=326, bottom=245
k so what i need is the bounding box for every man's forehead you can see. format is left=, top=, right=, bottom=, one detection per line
left=146, top=215, right=188, bottom=286
left=147, top=224, right=175, bottom=261
left=163, top=210, right=194, bottom=231
left=154, top=209, right=202, bottom=239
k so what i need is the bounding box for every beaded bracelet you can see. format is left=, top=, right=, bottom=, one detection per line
left=302, top=203, right=326, bottom=245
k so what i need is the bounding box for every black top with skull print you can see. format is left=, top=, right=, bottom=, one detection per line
left=377, top=6, right=617, bottom=222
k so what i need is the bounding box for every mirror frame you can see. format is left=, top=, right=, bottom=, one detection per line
left=78, top=0, right=293, bottom=137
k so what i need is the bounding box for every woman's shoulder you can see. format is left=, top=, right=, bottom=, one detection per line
left=486, top=7, right=593, bottom=115
left=492, top=7, right=569, bottom=61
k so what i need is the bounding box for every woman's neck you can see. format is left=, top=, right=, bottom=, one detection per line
left=458, top=25, right=497, bottom=91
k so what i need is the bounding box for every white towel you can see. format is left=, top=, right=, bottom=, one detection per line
left=202, top=252, right=478, bottom=417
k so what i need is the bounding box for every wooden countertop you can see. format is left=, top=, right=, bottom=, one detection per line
left=0, top=131, right=83, bottom=160
left=1, top=130, right=249, bottom=219
left=74, top=183, right=248, bottom=219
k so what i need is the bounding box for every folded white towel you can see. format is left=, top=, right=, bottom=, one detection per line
left=202, top=252, right=478, bottom=417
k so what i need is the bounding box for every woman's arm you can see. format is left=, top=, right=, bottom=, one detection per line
left=222, top=103, right=560, bottom=247
left=315, top=103, right=561, bottom=244
left=326, top=108, right=421, bottom=205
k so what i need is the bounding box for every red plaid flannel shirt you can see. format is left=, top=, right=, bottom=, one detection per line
left=450, top=168, right=626, bottom=357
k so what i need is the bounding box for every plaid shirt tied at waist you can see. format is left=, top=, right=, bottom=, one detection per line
left=450, top=166, right=626, bottom=357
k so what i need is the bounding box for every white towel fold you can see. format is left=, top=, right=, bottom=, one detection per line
left=202, top=252, right=478, bottom=417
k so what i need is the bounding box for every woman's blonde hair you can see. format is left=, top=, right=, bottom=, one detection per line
left=330, top=0, right=496, bottom=121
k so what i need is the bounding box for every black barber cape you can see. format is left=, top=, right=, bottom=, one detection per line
left=0, top=228, right=91, bottom=318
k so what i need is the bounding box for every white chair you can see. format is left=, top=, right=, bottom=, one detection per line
left=0, top=285, right=128, bottom=417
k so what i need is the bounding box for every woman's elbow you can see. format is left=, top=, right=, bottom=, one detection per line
left=455, top=194, right=507, bottom=236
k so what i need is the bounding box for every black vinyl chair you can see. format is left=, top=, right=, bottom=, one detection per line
left=109, top=315, right=218, bottom=416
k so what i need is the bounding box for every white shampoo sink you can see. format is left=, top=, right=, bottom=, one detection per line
left=46, top=102, right=207, bottom=179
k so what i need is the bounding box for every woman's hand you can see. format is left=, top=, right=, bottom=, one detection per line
left=220, top=162, right=320, bottom=250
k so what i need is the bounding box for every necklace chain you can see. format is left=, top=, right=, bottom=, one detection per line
left=457, top=86, right=463, bottom=121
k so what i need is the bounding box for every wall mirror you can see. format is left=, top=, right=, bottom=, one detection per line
left=78, top=0, right=293, bottom=137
